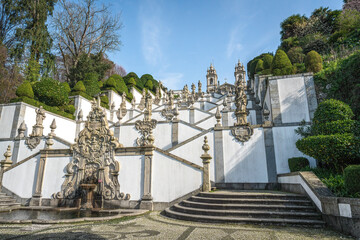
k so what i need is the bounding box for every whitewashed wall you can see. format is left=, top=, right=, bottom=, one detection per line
left=177, top=122, right=202, bottom=143
left=273, top=126, right=316, bottom=174
left=153, top=123, right=172, bottom=149
left=2, top=155, right=39, bottom=198
left=42, top=157, right=71, bottom=198
left=0, top=105, right=16, bottom=138
left=116, top=155, right=144, bottom=201
left=277, top=77, right=310, bottom=123
left=223, top=129, right=268, bottom=183
left=152, top=151, right=202, bottom=202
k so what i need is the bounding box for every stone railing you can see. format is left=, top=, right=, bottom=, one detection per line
left=278, top=171, right=360, bottom=238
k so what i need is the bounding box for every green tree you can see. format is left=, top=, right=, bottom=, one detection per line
left=271, top=49, right=294, bottom=76
left=145, top=79, right=153, bottom=90
left=127, top=77, right=136, bottom=87
left=255, top=59, right=264, bottom=73
left=262, top=54, right=273, bottom=69
left=8, top=0, right=57, bottom=78
left=33, top=77, right=69, bottom=106
left=305, top=50, right=323, bottom=73
left=280, top=14, right=308, bottom=40
left=16, top=81, right=34, bottom=98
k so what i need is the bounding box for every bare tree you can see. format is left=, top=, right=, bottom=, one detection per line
left=105, top=63, right=126, bottom=78
left=51, top=0, right=122, bottom=79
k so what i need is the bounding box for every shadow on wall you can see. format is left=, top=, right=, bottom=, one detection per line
left=224, top=130, right=268, bottom=183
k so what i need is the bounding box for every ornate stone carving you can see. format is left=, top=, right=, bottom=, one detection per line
left=17, top=121, right=26, bottom=138
left=77, top=109, right=83, bottom=122
left=215, top=107, right=222, bottom=127
left=154, top=87, right=161, bottom=105
left=138, top=89, right=146, bottom=111
left=1, top=145, right=13, bottom=170
left=25, top=106, right=46, bottom=149
left=135, top=93, right=157, bottom=146
left=116, top=94, right=128, bottom=125
left=53, top=97, right=128, bottom=201
left=198, top=80, right=202, bottom=95
left=230, top=61, right=254, bottom=143
left=161, top=91, right=176, bottom=121
left=45, top=119, right=56, bottom=149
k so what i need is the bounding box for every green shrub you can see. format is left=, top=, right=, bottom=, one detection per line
left=288, top=157, right=310, bottom=172
left=271, top=49, right=294, bottom=76
left=255, top=60, right=264, bottom=73
left=33, top=78, right=69, bottom=106
left=100, top=95, right=109, bottom=105
left=83, top=72, right=101, bottom=97
left=10, top=96, right=75, bottom=120
left=73, top=81, right=86, bottom=92
left=344, top=165, right=360, bottom=194
left=294, top=63, right=306, bottom=73
left=127, top=77, right=136, bottom=87
left=103, top=77, right=117, bottom=89
left=145, top=79, right=153, bottom=90
left=61, top=82, right=71, bottom=93
left=305, top=50, right=323, bottom=73
left=64, top=105, right=75, bottom=114
left=287, top=47, right=305, bottom=64
left=262, top=54, right=273, bottom=70
left=322, top=174, right=347, bottom=197
left=313, top=99, right=354, bottom=125
left=261, top=69, right=272, bottom=75
left=296, top=133, right=360, bottom=172
left=98, top=81, right=103, bottom=88
left=312, top=119, right=357, bottom=135
left=69, top=91, right=93, bottom=101
left=16, top=81, right=34, bottom=99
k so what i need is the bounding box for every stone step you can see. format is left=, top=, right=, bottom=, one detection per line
left=0, top=198, right=16, bottom=203
left=164, top=208, right=325, bottom=227
left=199, top=192, right=308, bottom=200
left=181, top=200, right=317, bottom=212
left=190, top=196, right=313, bottom=206
left=172, top=204, right=322, bottom=220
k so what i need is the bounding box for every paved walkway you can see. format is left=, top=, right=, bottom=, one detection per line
left=0, top=211, right=353, bottom=239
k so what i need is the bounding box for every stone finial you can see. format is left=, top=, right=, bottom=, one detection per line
left=110, top=102, right=115, bottom=111
left=215, top=106, right=222, bottom=127
left=1, top=145, right=13, bottom=169
left=173, top=105, right=179, bottom=121
left=77, top=110, right=83, bottom=122
left=198, top=80, right=202, bottom=94
left=222, top=98, right=228, bottom=111
left=131, top=97, right=136, bottom=109
left=17, top=121, right=26, bottom=138
left=191, top=83, right=196, bottom=94
left=201, top=136, right=211, bottom=156
left=201, top=136, right=211, bottom=192
left=50, top=119, right=57, bottom=136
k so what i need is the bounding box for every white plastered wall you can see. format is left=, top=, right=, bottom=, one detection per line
left=42, top=157, right=71, bottom=198
left=152, top=151, right=202, bottom=202
left=277, top=77, right=310, bottom=123
left=223, top=128, right=268, bottom=183
left=2, top=155, right=39, bottom=198
left=273, top=126, right=316, bottom=174
left=0, top=105, right=16, bottom=138
left=116, top=155, right=144, bottom=201
left=177, top=122, right=202, bottom=143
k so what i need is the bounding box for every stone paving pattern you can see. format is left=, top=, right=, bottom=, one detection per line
left=0, top=212, right=354, bottom=239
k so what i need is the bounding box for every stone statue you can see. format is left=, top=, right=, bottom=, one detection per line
left=35, top=106, right=46, bottom=127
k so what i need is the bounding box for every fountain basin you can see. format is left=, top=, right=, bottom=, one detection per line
left=0, top=207, right=148, bottom=224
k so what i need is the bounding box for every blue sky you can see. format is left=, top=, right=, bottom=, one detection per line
left=105, top=0, right=343, bottom=90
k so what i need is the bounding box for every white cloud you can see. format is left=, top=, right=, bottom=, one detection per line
left=139, top=1, right=163, bottom=66
left=158, top=72, right=184, bottom=90
left=226, top=27, right=243, bottom=58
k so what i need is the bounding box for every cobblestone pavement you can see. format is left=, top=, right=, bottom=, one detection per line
left=0, top=211, right=354, bottom=240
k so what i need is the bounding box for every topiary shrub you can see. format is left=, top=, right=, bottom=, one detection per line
left=61, top=82, right=71, bottom=93
left=98, top=81, right=103, bottom=89
left=294, top=63, right=306, bottom=73
left=255, top=60, right=264, bottom=73
left=64, top=105, right=75, bottom=114
left=127, top=77, right=136, bottom=87
left=262, top=54, right=273, bottom=70
left=145, top=79, right=153, bottom=90
left=271, top=49, right=294, bottom=76
left=103, top=77, right=117, bottom=91
left=73, top=81, right=86, bottom=92
left=33, top=78, right=69, bottom=106
left=287, top=47, right=305, bottom=64
left=296, top=99, right=360, bottom=172
left=288, top=157, right=310, bottom=172
left=305, top=50, right=323, bottom=73
left=313, top=99, right=354, bottom=125
left=100, top=95, right=109, bottom=105
left=344, top=165, right=360, bottom=194
left=16, top=81, right=34, bottom=99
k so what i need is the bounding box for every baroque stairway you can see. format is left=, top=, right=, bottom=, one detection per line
left=0, top=192, right=20, bottom=212
left=164, top=190, right=325, bottom=227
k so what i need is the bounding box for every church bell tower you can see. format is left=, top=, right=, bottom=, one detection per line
left=206, top=64, right=218, bottom=93
left=234, top=60, right=246, bottom=85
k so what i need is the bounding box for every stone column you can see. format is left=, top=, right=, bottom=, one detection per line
left=263, top=126, right=277, bottom=183
left=140, top=147, right=154, bottom=210
left=30, top=150, right=47, bottom=206
left=171, top=119, right=179, bottom=147
left=201, top=137, right=212, bottom=192
left=221, top=110, right=228, bottom=126
left=189, top=106, right=195, bottom=124
left=0, top=145, right=13, bottom=191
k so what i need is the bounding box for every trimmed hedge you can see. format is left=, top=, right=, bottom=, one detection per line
left=271, top=49, right=294, bottom=76
left=312, top=119, right=357, bottom=135
left=296, top=133, right=360, bottom=171
left=288, top=157, right=310, bottom=172
left=73, top=81, right=86, bottom=92
left=16, top=81, right=34, bottom=99
left=62, top=82, right=71, bottom=93
left=64, top=105, right=75, bottom=115
left=255, top=60, right=264, bottom=73
left=344, top=165, right=360, bottom=194
left=83, top=73, right=101, bottom=97
left=33, top=78, right=69, bottom=106
left=10, top=97, right=75, bottom=120
left=145, top=79, right=153, bottom=90
left=313, top=99, right=354, bottom=124
left=305, top=50, right=323, bottom=73
left=262, top=54, right=273, bottom=70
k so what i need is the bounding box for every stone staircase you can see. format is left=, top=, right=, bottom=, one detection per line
left=164, top=190, right=325, bottom=227
left=0, top=192, right=21, bottom=211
